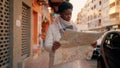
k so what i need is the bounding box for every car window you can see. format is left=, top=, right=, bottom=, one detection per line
left=104, top=32, right=120, bottom=49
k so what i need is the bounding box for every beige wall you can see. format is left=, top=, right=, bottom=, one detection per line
left=78, top=0, right=120, bottom=30
left=13, top=0, right=32, bottom=68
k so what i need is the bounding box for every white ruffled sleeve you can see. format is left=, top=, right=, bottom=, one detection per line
left=44, top=25, right=54, bottom=52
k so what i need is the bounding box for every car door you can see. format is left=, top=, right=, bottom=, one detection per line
left=99, top=31, right=120, bottom=68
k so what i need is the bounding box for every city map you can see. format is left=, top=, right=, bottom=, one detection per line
left=54, top=30, right=104, bottom=65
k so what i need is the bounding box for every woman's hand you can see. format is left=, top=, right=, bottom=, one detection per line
left=52, top=41, right=61, bottom=52
left=91, top=41, right=97, bottom=48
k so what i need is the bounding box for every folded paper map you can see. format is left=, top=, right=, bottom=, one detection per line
left=54, top=30, right=104, bottom=65
left=59, top=30, right=104, bottom=48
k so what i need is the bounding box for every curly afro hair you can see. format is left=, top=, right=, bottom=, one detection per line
left=57, top=2, right=73, bottom=13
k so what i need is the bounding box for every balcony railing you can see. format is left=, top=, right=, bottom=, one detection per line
left=109, top=6, right=120, bottom=14
left=109, top=0, right=115, bottom=4
left=110, top=18, right=120, bottom=24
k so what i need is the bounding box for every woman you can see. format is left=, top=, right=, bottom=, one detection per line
left=44, top=2, right=77, bottom=68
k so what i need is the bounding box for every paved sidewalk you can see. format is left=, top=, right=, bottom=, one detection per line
left=53, top=59, right=97, bottom=68
left=25, top=51, right=97, bottom=68
left=25, top=51, right=49, bottom=68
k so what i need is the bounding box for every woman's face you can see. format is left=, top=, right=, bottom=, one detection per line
left=60, top=9, right=72, bottom=21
